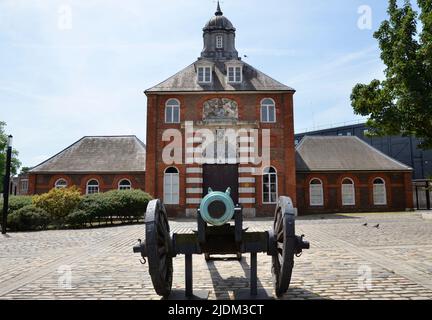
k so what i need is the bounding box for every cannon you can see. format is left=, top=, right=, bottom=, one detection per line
left=133, top=188, right=309, bottom=299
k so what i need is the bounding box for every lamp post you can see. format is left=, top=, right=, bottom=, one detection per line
left=2, top=135, right=13, bottom=234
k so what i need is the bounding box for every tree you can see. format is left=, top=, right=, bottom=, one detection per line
left=0, top=121, right=21, bottom=193
left=351, top=0, right=432, bottom=149
left=20, top=167, right=30, bottom=174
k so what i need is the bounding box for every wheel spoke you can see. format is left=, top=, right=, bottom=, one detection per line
left=278, top=253, right=284, bottom=266
left=277, top=229, right=284, bottom=241
left=275, top=213, right=282, bottom=231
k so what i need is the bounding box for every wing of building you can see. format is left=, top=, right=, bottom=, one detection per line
left=295, top=136, right=413, bottom=214
left=27, top=136, right=146, bottom=195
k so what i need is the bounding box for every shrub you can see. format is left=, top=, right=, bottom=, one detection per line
left=77, top=189, right=151, bottom=225
left=77, top=193, right=110, bottom=225
left=66, top=210, right=92, bottom=228
left=0, top=196, right=33, bottom=225
left=7, top=205, right=50, bottom=231
left=33, top=187, right=81, bottom=222
left=0, top=195, right=33, bottom=216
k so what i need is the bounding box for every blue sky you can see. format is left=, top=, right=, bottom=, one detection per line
left=1, top=0, right=395, bottom=168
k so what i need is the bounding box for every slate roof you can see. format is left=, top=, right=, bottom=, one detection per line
left=30, top=136, right=146, bottom=173
left=145, top=61, right=295, bottom=93
left=296, top=136, right=412, bottom=172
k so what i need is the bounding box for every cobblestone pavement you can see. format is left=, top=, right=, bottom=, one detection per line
left=1, top=212, right=431, bottom=300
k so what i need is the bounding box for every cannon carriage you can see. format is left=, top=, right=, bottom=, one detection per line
left=133, top=188, right=309, bottom=299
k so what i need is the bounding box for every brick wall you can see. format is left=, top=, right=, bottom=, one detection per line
left=28, top=172, right=146, bottom=195
left=296, top=171, right=413, bottom=214
left=145, top=92, right=296, bottom=217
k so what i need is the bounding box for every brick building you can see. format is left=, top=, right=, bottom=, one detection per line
left=295, top=136, right=413, bottom=214
left=27, top=136, right=146, bottom=195
left=23, top=3, right=414, bottom=217
left=144, top=3, right=296, bottom=217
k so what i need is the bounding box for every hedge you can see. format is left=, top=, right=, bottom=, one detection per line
left=7, top=205, right=50, bottom=231
left=0, top=196, right=33, bottom=223
left=77, top=190, right=152, bottom=225
left=2, top=189, right=152, bottom=231
left=33, top=187, right=81, bottom=221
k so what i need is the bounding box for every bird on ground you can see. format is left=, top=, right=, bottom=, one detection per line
left=362, top=223, right=368, bottom=227
left=374, top=224, right=380, bottom=229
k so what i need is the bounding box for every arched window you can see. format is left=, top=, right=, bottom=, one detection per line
left=309, top=178, right=323, bottom=206
left=86, top=179, right=99, bottom=195
left=342, top=178, right=355, bottom=206
left=164, top=167, right=179, bottom=205
left=263, top=167, right=277, bottom=204
left=55, top=179, right=68, bottom=189
left=373, top=178, right=387, bottom=205
left=118, top=179, right=132, bottom=190
left=165, top=99, right=180, bottom=123
left=261, top=98, right=276, bottom=123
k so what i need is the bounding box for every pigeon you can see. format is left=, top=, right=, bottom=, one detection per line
left=362, top=223, right=368, bottom=227
left=374, top=224, right=380, bottom=229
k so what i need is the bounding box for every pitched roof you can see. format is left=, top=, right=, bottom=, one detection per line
left=296, top=136, right=412, bottom=172
left=145, top=61, right=295, bottom=93
left=30, top=136, right=146, bottom=173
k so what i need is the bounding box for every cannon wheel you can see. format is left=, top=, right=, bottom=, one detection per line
left=145, top=199, right=173, bottom=297
left=272, top=196, right=296, bottom=297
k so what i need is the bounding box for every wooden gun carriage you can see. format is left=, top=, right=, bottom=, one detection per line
left=133, top=188, right=309, bottom=299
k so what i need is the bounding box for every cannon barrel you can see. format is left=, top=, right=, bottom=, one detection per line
left=199, top=188, right=235, bottom=226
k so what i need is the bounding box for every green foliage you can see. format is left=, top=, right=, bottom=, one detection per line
left=7, top=205, right=50, bottom=231
left=66, top=209, right=92, bottom=228
left=0, top=195, right=33, bottom=215
left=20, top=167, right=30, bottom=174
left=351, top=0, right=432, bottom=149
left=0, top=121, right=21, bottom=193
left=33, top=187, right=81, bottom=221
left=3, top=188, right=151, bottom=231
left=77, top=189, right=151, bottom=224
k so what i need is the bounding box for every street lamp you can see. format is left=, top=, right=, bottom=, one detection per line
left=2, top=135, right=13, bottom=234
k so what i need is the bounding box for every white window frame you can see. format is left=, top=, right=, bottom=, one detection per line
left=260, top=98, right=276, bottom=123
left=86, top=179, right=99, bottom=195
left=309, top=178, right=324, bottom=206
left=373, top=178, right=387, bottom=205
left=216, top=35, right=223, bottom=49
left=20, top=179, right=29, bottom=193
left=165, top=99, right=180, bottom=123
left=197, top=66, right=212, bottom=83
left=227, top=66, right=242, bottom=83
left=341, top=178, right=355, bottom=206
left=55, top=178, right=68, bottom=189
left=118, top=179, right=132, bottom=190
left=164, top=167, right=180, bottom=205
left=262, top=167, right=278, bottom=204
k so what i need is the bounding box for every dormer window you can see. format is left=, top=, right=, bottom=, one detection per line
left=216, top=35, right=223, bottom=49
left=227, top=66, right=242, bottom=83
left=198, top=66, right=212, bottom=83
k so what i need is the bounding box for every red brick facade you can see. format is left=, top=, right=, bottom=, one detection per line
left=28, top=172, right=146, bottom=195
left=296, top=171, right=413, bottom=215
left=145, top=92, right=297, bottom=217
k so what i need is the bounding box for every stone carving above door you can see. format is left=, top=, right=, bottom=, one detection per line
left=203, top=98, right=238, bottom=121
